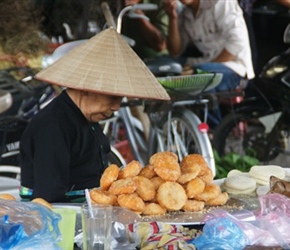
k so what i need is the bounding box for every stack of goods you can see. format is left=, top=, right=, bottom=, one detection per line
left=222, top=165, right=289, bottom=197
left=90, top=152, right=229, bottom=215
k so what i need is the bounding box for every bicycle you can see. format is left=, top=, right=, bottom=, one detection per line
left=100, top=73, right=222, bottom=176
left=98, top=2, right=223, bottom=175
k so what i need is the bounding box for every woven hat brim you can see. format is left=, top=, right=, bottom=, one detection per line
left=35, top=28, right=170, bottom=101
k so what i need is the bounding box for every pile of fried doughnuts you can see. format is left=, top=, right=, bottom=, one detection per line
left=90, top=152, right=229, bottom=216
left=0, top=194, right=52, bottom=209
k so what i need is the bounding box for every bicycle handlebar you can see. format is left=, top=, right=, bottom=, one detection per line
left=131, top=4, right=158, bottom=11
left=117, top=4, right=158, bottom=33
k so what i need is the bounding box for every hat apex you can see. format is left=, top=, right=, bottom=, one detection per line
left=35, top=27, right=170, bottom=100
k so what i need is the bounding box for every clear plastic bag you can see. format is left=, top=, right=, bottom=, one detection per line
left=190, top=212, right=249, bottom=250
left=0, top=199, right=61, bottom=249
left=190, top=194, right=290, bottom=249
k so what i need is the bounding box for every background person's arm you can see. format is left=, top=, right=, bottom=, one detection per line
left=124, top=0, right=166, bottom=51
left=133, top=8, right=167, bottom=51
left=163, top=0, right=182, bottom=57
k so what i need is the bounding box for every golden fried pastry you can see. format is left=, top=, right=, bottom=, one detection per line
left=32, top=198, right=53, bottom=209
left=0, top=193, right=16, bottom=201
left=150, top=176, right=165, bottom=190
left=177, top=156, right=202, bottom=184
left=108, top=178, right=137, bottom=195
left=195, top=183, right=221, bottom=202
left=142, top=202, right=167, bottom=216
left=198, top=167, right=214, bottom=184
left=133, top=176, right=156, bottom=201
left=118, top=160, right=142, bottom=179
left=182, top=199, right=205, bottom=212
left=90, top=188, right=117, bottom=205
left=100, top=164, right=120, bottom=191
left=183, top=154, right=208, bottom=175
left=117, top=193, right=145, bottom=213
left=156, top=181, right=187, bottom=211
left=149, top=151, right=178, bottom=165
left=139, top=164, right=157, bottom=179
left=205, top=192, right=229, bottom=206
left=184, top=177, right=206, bottom=198
left=151, top=153, right=181, bottom=182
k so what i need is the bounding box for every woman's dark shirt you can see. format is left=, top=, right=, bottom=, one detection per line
left=20, top=90, right=110, bottom=202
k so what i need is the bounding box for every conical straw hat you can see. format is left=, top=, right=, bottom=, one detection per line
left=35, top=27, right=170, bottom=100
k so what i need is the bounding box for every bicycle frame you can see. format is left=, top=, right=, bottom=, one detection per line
left=99, top=3, right=216, bottom=174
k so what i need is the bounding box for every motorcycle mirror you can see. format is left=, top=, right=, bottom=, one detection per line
left=283, top=23, right=290, bottom=44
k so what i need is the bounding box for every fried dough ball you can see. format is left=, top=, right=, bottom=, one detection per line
left=108, top=178, right=137, bottom=195
left=151, top=153, right=181, bottom=182
left=187, top=154, right=209, bottom=176
left=177, top=156, right=202, bottom=184
left=142, top=202, right=167, bottom=216
left=0, top=194, right=16, bottom=201
left=184, top=177, right=206, bottom=198
left=139, top=164, right=156, bottom=179
left=205, top=192, right=229, bottom=206
left=100, top=164, right=120, bottom=191
left=177, top=170, right=200, bottom=185
left=90, top=188, right=117, bottom=205
left=198, top=167, right=214, bottom=184
left=156, top=181, right=187, bottom=211
left=182, top=199, right=205, bottom=212
left=118, top=160, right=142, bottom=179
left=117, top=193, right=145, bottom=213
left=133, top=176, right=156, bottom=201
left=149, top=151, right=178, bottom=165
left=195, top=183, right=221, bottom=202
left=32, top=198, right=52, bottom=209
left=151, top=176, right=165, bottom=190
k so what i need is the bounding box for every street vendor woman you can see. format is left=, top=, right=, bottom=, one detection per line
left=19, top=27, right=170, bottom=203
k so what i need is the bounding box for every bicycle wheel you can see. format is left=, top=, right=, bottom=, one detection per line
left=213, top=112, right=290, bottom=167
left=107, top=146, right=127, bottom=167
left=149, top=107, right=216, bottom=176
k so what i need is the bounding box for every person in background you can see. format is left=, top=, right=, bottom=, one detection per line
left=239, top=0, right=258, bottom=73
left=19, top=28, right=170, bottom=203
left=275, top=0, right=290, bottom=8
left=121, top=0, right=169, bottom=60
left=163, top=0, right=255, bottom=127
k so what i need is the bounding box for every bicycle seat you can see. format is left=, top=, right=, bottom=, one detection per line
left=0, top=90, right=12, bottom=114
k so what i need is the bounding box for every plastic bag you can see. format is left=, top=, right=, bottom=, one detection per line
left=190, top=194, right=290, bottom=249
left=190, top=212, right=249, bottom=250
left=0, top=199, right=61, bottom=250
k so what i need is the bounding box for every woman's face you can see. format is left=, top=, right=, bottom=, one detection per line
left=80, top=91, right=123, bottom=122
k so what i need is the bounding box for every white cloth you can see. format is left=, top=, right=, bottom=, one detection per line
left=178, top=0, right=255, bottom=79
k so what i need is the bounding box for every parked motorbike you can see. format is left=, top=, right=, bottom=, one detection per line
left=0, top=67, right=56, bottom=175
left=213, top=23, right=290, bottom=167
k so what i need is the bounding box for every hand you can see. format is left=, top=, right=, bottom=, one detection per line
left=125, top=0, right=141, bottom=6
left=182, top=65, right=194, bottom=75
left=124, top=0, right=144, bottom=15
left=163, top=0, right=178, bottom=19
